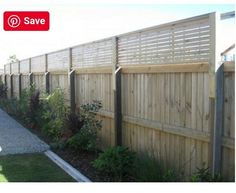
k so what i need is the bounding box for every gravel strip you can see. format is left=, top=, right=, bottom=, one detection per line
left=0, top=108, right=49, bottom=156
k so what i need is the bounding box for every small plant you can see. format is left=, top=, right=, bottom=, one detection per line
left=65, top=113, right=84, bottom=135
left=92, top=146, right=136, bottom=181
left=26, top=89, right=41, bottom=128
left=191, top=167, right=222, bottom=182
left=67, top=100, right=102, bottom=151
left=0, top=80, right=7, bottom=99
left=133, top=155, right=179, bottom=182
left=41, top=88, right=69, bottom=141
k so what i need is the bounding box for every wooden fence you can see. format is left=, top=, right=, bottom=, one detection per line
left=1, top=12, right=235, bottom=181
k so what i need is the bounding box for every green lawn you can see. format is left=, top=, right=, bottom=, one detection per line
left=0, top=153, right=75, bottom=182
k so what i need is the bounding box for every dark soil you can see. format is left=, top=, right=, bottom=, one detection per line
left=54, top=148, right=111, bottom=182
left=24, top=124, right=110, bottom=182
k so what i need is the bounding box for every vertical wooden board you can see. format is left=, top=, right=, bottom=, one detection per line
left=180, top=73, right=186, bottom=127
left=152, top=74, right=157, bottom=121
left=147, top=74, right=152, bottom=121
left=156, top=74, right=161, bottom=121
left=105, top=74, right=109, bottom=111
left=221, top=147, right=228, bottom=179
left=140, top=126, right=146, bottom=154
left=185, top=137, right=191, bottom=178
left=228, top=148, right=235, bottom=181
left=157, top=74, right=165, bottom=123
left=202, top=142, right=209, bottom=168
left=144, top=74, right=148, bottom=120
left=107, top=118, right=111, bottom=147
left=122, top=74, right=128, bottom=115
left=196, top=73, right=204, bottom=131
left=175, top=135, right=181, bottom=171
left=110, top=119, right=115, bottom=147
left=133, top=74, right=138, bottom=118
left=160, top=74, right=165, bottom=123
left=223, top=73, right=230, bottom=137
left=196, top=140, right=203, bottom=169
left=164, top=73, right=170, bottom=124
left=185, top=73, right=192, bottom=128
left=190, top=139, right=197, bottom=176
left=191, top=73, right=197, bottom=130
left=78, top=75, right=82, bottom=107
left=229, top=73, right=235, bottom=138
left=160, top=131, right=166, bottom=164
left=130, top=74, right=135, bottom=117
left=174, top=73, right=180, bottom=126
left=170, top=73, right=175, bottom=125
left=109, top=74, right=112, bottom=112
left=132, top=124, right=136, bottom=151
left=138, top=74, right=142, bottom=118
left=148, top=128, right=154, bottom=157
left=203, top=73, right=210, bottom=132
left=136, top=124, right=140, bottom=153
left=122, top=122, right=126, bottom=146
left=179, top=136, right=186, bottom=174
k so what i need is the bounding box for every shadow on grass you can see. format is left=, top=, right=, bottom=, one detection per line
left=0, top=153, right=75, bottom=182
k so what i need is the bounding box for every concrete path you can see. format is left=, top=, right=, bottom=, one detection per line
left=0, top=108, right=49, bottom=156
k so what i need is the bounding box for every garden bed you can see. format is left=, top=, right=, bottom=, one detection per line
left=0, top=82, right=221, bottom=182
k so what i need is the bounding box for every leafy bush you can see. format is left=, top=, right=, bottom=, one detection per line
left=41, top=88, right=69, bottom=141
left=67, top=100, right=102, bottom=151
left=191, top=167, right=222, bottom=182
left=92, top=146, right=136, bottom=181
left=0, top=84, right=42, bottom=126
left=65, top=113, right=84, bottom=135
left=0, top=81, right=7, bottom=99
left=133, top=155, right=179, bottom=182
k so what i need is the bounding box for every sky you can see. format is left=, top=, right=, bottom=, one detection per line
left=0, top=1, right=235, bottom=69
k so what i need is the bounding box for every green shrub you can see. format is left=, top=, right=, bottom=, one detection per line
left=92, top=146, right=136, bottom=181
left=191, top=167, right=222, bottom=182
left=41, top=88, right=69, bottom=141
left=65, top=113, right=84, bottom=135
left=67, top=100, right=102, bottom=151
left=0, top=83, right=38, bottom=125
left=133, top=155, right=179, bottom=182
left=0, top=81, right=7, bottom=99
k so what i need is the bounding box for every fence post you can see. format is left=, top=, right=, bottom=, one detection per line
left=209, top=12, right=222, bottom=177
left=10, top=74, right=13, bottom=98
left=28, top=58, right=32, bottom=86
left=112, top=36, right=122, bottom=146
left=18, top=73, right=22, bottom=98
left=45, top=54, right=50, bottom=93
left=68, top=48, right=76, bottom=114
left=213, top=63, right=224, bottom=175
left=18, top=61, right=21, bottom=98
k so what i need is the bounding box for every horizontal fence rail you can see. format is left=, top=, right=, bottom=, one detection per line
left=1, top=12, right=235, bottom=181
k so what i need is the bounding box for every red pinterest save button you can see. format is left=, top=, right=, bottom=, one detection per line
left=4, top=11, right=50, bottom=31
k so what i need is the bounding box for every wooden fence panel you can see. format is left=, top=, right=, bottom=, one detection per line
left=32, top=74, right=45, bottom=93
left=20, top=59, right=30, bottom=74
left=118, top=15, right=210, bottom=66
left=222, top=71, right=235, bottom=181
left=21, top=75, right=30, bottom=91
left=31, top=55, right=46, bottom=72
left=121, top=70, right=210, bottom=177
left=72, top=39, right=113, bottom=68
left=12, top=75, right=20, bottom=98
left=48, top=49, right=69, bottom=71
left=49, top=73, right=70, bottom=104
left=75, top=72, right=115, bottom=148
